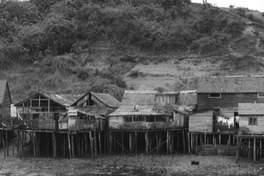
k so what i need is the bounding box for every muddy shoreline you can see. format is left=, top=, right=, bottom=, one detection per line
left=0, top=153, right=263, bottom=176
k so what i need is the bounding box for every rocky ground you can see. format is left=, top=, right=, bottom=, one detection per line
left=0, top=152, right=263, bottom=176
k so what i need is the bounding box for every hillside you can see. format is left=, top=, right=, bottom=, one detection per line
left=0, top=0, right=264, bottom=103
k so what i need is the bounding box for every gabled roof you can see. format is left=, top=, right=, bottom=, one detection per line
left=15, top=92, right=82, bottom=107
left=0, top=80, right=7, bottom=104
left=238, top=103, right=264, bottom=115
left=197, top=76, right=264, bottom=93
left=74, top=106, right=112, bottom=116
left=177, top=90, right=197, bottom=106
left=109, top=90, right=165, bottom=116
left=90, top=92, right=120, bottom=108
left=43, top=93, right=82, bottom=107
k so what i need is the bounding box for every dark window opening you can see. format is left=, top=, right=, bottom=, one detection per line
left=209, top=93, right=221, bottom=98
left=249, top=117, right=258, bottom=125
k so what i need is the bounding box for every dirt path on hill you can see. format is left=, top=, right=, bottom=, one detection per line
left=0, top=151, right=263, bottom=176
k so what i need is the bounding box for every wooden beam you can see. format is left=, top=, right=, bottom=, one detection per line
left=98, top=132, right=102, bottom=155
left=135, top=131, right=137, bottom=154
left=187, top=133, right=190, bottom=155
left=94, top=130, right=97, bottom=157
left=71, top=134, right=75, bottom=158
left=129, top=132, right=132, bottom=153
left=260, top=139, right=262, bottom=159
left=89, top=131, right=94, bottom=158
left=145, top=131, right=149, bottom=154
left=248, top=139, right=251, bottom=158
left=182, top=130, right=185, bottom=154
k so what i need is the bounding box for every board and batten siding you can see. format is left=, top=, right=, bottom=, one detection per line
left=239, top=116, right=264, bottom=134
left=197, top=93, right=264, bottom=110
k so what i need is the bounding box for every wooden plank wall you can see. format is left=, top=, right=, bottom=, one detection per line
left=239, top=116, right=264, bottom=134
left=189, top=111, right=213, bottom=132
left=197, top=93, right=264, bottom=110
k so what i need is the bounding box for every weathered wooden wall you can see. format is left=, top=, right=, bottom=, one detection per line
left=189, top=111, right=213, bottom=132
left=239, top=116, right=264, bottom=134
left=156, top=94, right=176, bottom=104
left=197, top=93, right=264, bottom=110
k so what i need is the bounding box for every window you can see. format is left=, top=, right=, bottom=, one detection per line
left=258, top=92, right=264, bottom=98
left=249, top=117, right=258, bottom=125
left=124, top=116, right=132, bottom=122
left=209, top=93, right=221, bottom=98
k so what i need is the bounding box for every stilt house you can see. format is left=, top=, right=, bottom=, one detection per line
left=15, top=93, right=82, bottom=130
left=59, top=92, right=120, bottom=131
left=0, top=80, right=12, bottom=125
left=109, top=91, right=185, bottom=130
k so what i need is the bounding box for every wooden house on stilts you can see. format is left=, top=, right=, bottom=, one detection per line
left=14, top=91, right=120, bottom=158
left=108, top=90, right=191, bottom=154
left=189, top=76, right=264, bottom=156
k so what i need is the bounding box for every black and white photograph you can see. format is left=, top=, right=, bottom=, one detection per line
left=0, top=0, right=264, bottom=175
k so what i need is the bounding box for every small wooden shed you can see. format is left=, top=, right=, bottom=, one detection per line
left=0, top=80, right=12, bottom=124
left=238, top=103, right=264, bottom=134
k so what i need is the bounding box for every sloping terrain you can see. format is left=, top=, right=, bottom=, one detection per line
left=0, top=0, right=264, bottom=102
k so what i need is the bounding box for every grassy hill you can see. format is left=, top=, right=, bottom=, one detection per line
left=0, top=0, right=264, bottom=103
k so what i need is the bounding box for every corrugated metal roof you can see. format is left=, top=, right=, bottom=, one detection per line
left=197, top=76, right=264, bottom=93
left=90, top=92, right=120, bottom=108
left=238, top=103, right=264, bottom=115
left=0, top=80, right=7, bottom=104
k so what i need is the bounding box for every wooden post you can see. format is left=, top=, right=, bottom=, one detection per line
left=84, top=133, right=88, bottom=156
left=253, top=137, right=256, bottom=162
left=260, top=139, right=262, bottom=159
left=135, top=131, right=137, bottom=154
left=190, top=133, right=193, bottom=154
left=204, top=133, right=207, bottom=145
left=71, top=134, right=75, bottom=158
left=236, top=137, right=240, bottom=163
left=6, top=130, right=9, bottom=157
left=188, top=132, right=190, bottom=155
left=170, top=131, right=173, bottom=154
left=156, top=132, right=159, bottom=153
left=248, top=139, right=251, bottom=158
left=122, top=131, right=124, bottom=154
left=33, top=132, right=36, bottom=157
left=109, top=131, right=112, bottom=154
left=89, top=131, right=94, bottom=158
left=167, top=130, right=170, bottom=155
left=2, top=130, right=6, bottom=158
left=47, top=133, right=49, bottom=155
left=145, top=131, right=149, bottom=154
left=94, top=130, right=97, bottom=157
left=183, top=130, right=186, bottom=154
left=98, top=132, right=102, bottom=155
left=129, top=132, right=132, bottom=153
left=68, top=132, right=71, bottom=159
left=52, top=133, right=56, bottom=158
left=228, top=134, right=231, bottom=155
left=219, top=134, right=221, bottom=145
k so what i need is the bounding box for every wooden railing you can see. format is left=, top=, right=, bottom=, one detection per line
left=19, top=119, right=56, bottom=130
left=109, top=121, right=183, bottom=130
left=68, top=119, right=105, bottom=131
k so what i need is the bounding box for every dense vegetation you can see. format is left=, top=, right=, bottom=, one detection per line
left=0, top=0, right=263, bottom=102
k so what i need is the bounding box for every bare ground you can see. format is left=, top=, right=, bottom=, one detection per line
left=0, top=152, right=264, bottom=176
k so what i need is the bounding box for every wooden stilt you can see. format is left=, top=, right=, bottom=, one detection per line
left=6, top=130, right=9, bottom=157
left=253, top=137, right=256, bottom=162
left=52, top=133, right=56, bottom=158
left=219, top=134, right=221, bottom=145
left=68, top=132, right=71, bottom=158
left=84, top=133, right=88, bottom=156
left=248, top=139, right=251, bottom=158
left=135, top=132, right=137, bottom=154
left=98, top=132, right=102, bottom=155
left=18, top=131, right=21, bottom=158
left=170, top=131, right=173, bottom=154
left=228, top=134, right=231, bottom=155
left=89, top=131, right=94, bottom=158
left=260, top=139, right=262, bottom=159
left=129, top=132, right=132, bottom=153
left=236, top=137, right=240, bottom=163
left=122, top=131, right=124, bottom=154
left=71, top=134, right=75, bottom=158
left=195, top=134, right=198, bottom=155
left=145, top=131, right=149, bottom=154
left=167, top=130, right=169, bottom=154
left=63, top=134, right=66, bottom=156
left=190, top=133, right=193, bottom=154
left=204, top=133, right=207, bottom=145
left=183, top=130, right=186, bottom=154
left=47, top=133, right=49, bottom=155
left=188, top=132, right=190, bottom=155
left=2, top=130, right=6, bottom=158
left=109, top=131, right=112, bottom=154
left=156, top=132, right=159, bottom=153
left=33, top=132, right=36, bottom=157
left=94, top=130, right=97, bottom=157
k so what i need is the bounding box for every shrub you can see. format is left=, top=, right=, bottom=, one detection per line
left=224, top=20, right=245, bottom=37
